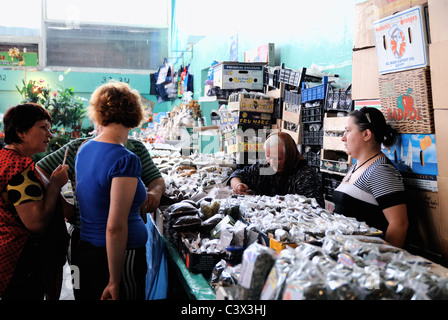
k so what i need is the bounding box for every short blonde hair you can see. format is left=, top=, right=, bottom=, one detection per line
left=87, top=81, right=146, bottom=128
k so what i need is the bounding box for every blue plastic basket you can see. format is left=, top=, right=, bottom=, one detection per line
left=301, top=76, right=328, bottom=103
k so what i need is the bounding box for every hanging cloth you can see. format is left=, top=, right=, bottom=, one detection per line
left=156, top=59, right=172, bottom=85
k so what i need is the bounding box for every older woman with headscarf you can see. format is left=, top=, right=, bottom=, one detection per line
left=228, top=132, right=324, bottom=207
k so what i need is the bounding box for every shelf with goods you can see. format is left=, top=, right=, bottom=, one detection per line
left=300, top=77, right=328, bottom=171
left=218, top=90, right=276, bottom=169
left=279, top=71, right=354, bottom=202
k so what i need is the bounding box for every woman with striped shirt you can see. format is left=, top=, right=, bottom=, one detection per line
left=333, top=107, right=408, bottom=248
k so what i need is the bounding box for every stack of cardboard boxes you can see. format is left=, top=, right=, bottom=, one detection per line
left=353, top=0, right=447, bottom=262
left=429, top=0, right=448, bottom=261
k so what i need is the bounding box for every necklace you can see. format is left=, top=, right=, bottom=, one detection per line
left=345, top=152, right=382, bottom=182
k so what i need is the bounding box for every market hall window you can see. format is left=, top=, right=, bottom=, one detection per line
left=45, top=23, right=168, bottom=71
left=45, top=0, right=170, bottom=72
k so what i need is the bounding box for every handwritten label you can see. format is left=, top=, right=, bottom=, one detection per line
left=101, top=76, right=130, bottom=84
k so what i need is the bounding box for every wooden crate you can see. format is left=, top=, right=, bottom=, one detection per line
left=323, top=114, right=347, bottom=152
left=282, top=102, right=301, bottom=124
left=282, top=120, right=302, bottom=144
left=320, top=149, right=352, bottom=176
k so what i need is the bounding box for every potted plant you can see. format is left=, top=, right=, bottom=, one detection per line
left=45, top=86, right=87, bottom=137
left=16, top=79, right=50, bottom=105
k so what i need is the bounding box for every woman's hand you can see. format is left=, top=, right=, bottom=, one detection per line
left=101, top=281, right=120, bottom=300
left=49, top=164, right=69, bottom=189
left=234, top=182, right=250, bottom=195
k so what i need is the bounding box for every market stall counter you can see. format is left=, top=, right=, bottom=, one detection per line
left=145, top=212, right=216, bottom=300
left=158, top=192, right=448, bottom=300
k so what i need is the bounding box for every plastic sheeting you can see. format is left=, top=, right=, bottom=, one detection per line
left=145, top=214, right=168, bottom=300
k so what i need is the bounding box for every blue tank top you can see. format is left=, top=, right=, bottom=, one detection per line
left=75, top=140, right=148, bottom=248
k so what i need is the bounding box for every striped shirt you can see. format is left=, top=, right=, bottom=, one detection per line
left=332, top=156, right=406, bottom=233
left=37, top=138, right=162, bottom=228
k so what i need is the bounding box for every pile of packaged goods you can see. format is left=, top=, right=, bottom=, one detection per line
left=212, top=235, right=448, bottom=300
left=162, top=196, right=266, bottom=277
left=161, top=157, right=234, bottom=202
left=162, top=193, right=448, bottom=300
left=234, top=194, right=382, bottom=243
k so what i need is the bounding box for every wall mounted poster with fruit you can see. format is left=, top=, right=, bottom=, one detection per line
left=373, top=5, right=429, bottom=75
left=379, top=67, right=434, bottom=134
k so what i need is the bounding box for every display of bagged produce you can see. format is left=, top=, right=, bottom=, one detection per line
left=160, top=154, right=234, bottom=201
left=272, top=236, right=448, bottom=300
left=237, top=243, right=277, bottom=300
left=260, top=247, right=303, bottom=300
left=232, top=194, right=382, bottom=244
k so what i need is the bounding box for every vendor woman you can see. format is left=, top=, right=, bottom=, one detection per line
left=228, top=132, right=324, bottom=208
left=332, top=107, right=408, bottom=248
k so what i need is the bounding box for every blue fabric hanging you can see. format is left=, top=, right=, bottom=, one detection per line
left=145, top=214, right=168, bottom=300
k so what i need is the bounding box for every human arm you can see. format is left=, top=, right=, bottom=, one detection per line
left=36, top=165, right=75, bottom=220
left=227, top=163, right=262, bottom=195
left=15, top=165, right=69, bottom=233
left=101, top=176, right=138, bottom=300
left=130, top=140, right=165, bottom=212
left=229, top=177, right=251, bottom=195
left=143, top=177, right=165, bottom=213
left=383, top=204, right=408, bottom=248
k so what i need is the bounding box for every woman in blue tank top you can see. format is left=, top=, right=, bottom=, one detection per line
left=75, top=81, right=148, bottom=300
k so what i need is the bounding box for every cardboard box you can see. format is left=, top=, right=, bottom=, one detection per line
left=353, top=0, right=380, bottom=50
left=213, top=62, right=265, bottom=90
left=221, top=127, right=271, bottom=142
left=219, top=110, right=272, bottom=130
left=180, top=236, right=225, bottom=276
left=352, top=48, right=380, bottom=100
left=372, top=0, right=428, bottom=19
left=379, top=67, right=434, bottom=134
left=227, top=94, right=275, bottom=114
left=383, top=133, right=438, bottom=191
left=406, top=189, right=441, bottom=255
left=428, top=0, right=448, bottom=43
left=226, top=142, right=265, bottom=154
left=269, top=238, right=298, bottom=254
left=434, top=109, right=448, bottom=176
left=436, top=176, right=448, bottom=260
left=429, top=41, right=448, bottom=109
left=373, top=5, right=429, bottom=75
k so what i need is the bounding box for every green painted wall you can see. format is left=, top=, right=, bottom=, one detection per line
left=0, top=69, right=179, bottom=123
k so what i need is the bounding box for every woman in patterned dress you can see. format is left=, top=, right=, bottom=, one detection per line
left=0, top=103, right=69, bottom=299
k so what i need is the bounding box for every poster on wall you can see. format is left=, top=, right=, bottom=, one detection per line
left=244, top=43, right=275, bottom=66
left=229, top=34, right=238, bottom=62
left=0, top=51, right=37, bottom=67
